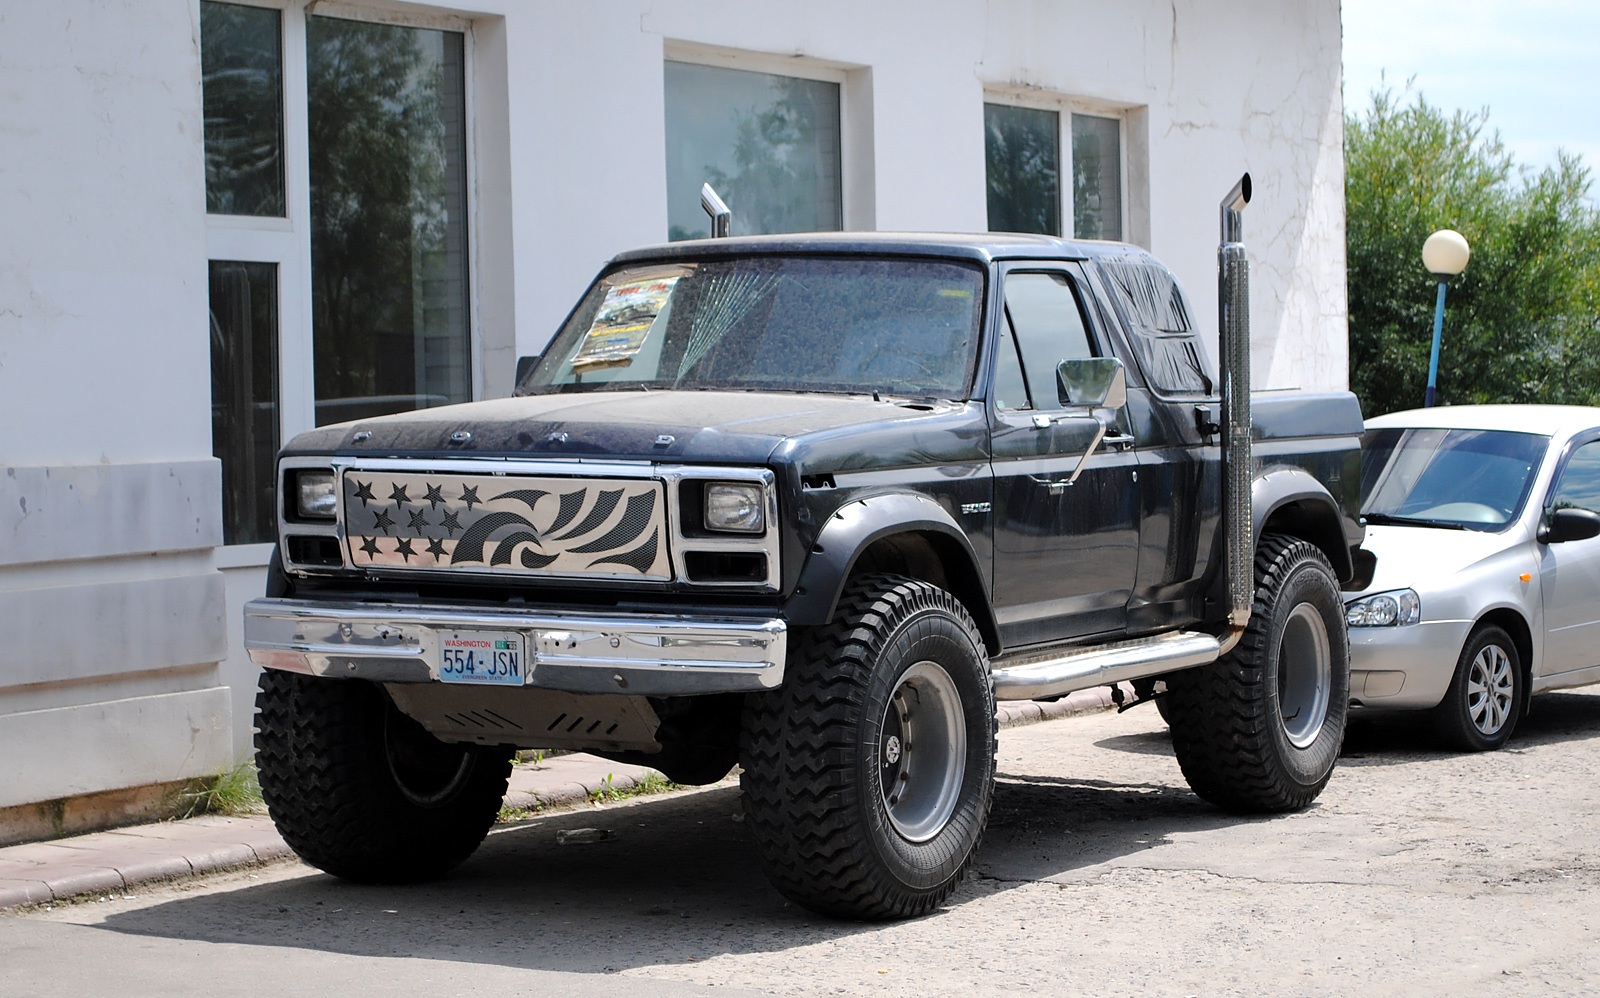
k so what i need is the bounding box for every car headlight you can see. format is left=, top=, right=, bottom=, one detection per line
left=294, top=470, right=338, bottom=520
left=1345, top=589, right=1421, bottom=627
left=704, top=482, right=765, bottom=534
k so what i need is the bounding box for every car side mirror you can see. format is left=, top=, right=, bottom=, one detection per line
left=515, top=354, right=542, bottom=385
left=1057, top=357, right=1127, bottom=410
left=1540, top=507, right=1600, bottom=544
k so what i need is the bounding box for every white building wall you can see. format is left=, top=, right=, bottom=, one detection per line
left=0, top=0, right=1346, bottom=813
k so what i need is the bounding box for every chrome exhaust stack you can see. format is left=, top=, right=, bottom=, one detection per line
left=1218, top=173, right=1254, bottom=650
left=701, top=183, right=732, bottom=238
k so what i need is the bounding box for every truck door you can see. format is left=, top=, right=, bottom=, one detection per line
left=988, top=264, right=1140, bottom=647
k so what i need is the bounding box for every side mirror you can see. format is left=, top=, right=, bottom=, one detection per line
left=1057, top=357, right=1127, bottom=410
left=1539, top=507, right=1600, bottom=544
left=515, top=354, right=542, bottom=386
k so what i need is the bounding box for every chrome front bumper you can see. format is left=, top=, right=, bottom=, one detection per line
left=243, top=597, right=786, bottom=696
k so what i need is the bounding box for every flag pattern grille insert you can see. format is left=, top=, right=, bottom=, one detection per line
left=342, top=472, right=671, bottom=580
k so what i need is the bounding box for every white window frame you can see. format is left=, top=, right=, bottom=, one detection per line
left=982, top=87, right=1134, bottom=242
left=205, top=0, right=484, bottom=557
left=663, top=40, right=874, bottom=232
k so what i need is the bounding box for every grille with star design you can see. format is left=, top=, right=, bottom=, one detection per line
left=341, top=472, right=670, bottom=580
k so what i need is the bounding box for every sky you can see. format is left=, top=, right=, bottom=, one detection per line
left=1341, top=0, right=1600, bottom=176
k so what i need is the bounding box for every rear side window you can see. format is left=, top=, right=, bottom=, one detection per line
left=1095, top=255, right=1214, bottom=396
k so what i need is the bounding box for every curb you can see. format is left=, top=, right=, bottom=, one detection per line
left=0, top=688, right=1117, bottom=910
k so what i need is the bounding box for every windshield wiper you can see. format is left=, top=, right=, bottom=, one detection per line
left=1363, top=513, right=1467, bottom=530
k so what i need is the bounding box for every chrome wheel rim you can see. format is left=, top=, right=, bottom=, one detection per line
left=880, top=661, right=967, bottom=843
left=1278, top=602, right=1332, bottom=750
left=1467, top=643, right=1516, bottom=736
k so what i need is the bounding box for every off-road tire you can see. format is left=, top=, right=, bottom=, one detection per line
left=1165, top=534, right=1350, bottom=812
left=255, top=670, right=511, bottom=882
left=739, top=574, right=997, bottom=920
left=1432, top=624, right=1524, bottom=752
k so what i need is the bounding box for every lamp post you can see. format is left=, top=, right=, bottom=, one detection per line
left=1421, top=229, right=1471, bottom=407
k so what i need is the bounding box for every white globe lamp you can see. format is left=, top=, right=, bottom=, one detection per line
left=1421, top=229, right=1470, bottom=407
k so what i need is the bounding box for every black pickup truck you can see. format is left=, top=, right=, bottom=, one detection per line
left=246, top=176, right=1366, bottom=920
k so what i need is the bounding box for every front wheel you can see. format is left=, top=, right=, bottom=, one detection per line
left=255, top=671, right=511, bottom=882
left=1432, top=624, right=1524, bottom=751
left=1165, top=534, right=1350, bottom=812
left=739, top=574, right=997, bottom=920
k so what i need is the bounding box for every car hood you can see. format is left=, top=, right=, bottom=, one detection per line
left=281, top=390, right=975, bottom=467
left=1355, top=522, right=1526, bottom=597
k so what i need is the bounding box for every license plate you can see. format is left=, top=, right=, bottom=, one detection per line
left=437, top=630, right=526, bottom=686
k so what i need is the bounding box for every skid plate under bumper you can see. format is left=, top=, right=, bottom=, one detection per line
left=243, top=597, right=786, bottom=696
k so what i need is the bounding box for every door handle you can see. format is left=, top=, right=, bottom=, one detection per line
left=1103, top=433, right=1136, bottom=448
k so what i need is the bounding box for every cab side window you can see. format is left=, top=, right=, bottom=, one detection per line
left=1552, top=439, right=1600, bottom=515
left=999, top=272, right=1095, bottom=411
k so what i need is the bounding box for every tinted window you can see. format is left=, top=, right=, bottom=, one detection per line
left=1071, top=113, right=1121, bottom=240
left=1361, top=427, right=1549, bottom=530
left=522, top=257, right=984, bottom=398
left=1003, top=272, right=1094, bottom=410
left=985, top=103, right=1060, bottom=236
left=201, top=1, right=284, bottom=216
left=992, top=327, right=1031, bottom=410
left=209, top=261, right=279, bottom=545
left=1552, top=439, right=1600, bottom=515
left=664, top=61, right=841, bottom=241
left=1095, top=255, right=1214, bottom=395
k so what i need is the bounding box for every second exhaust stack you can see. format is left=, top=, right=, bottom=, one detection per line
left=1219, top=173, right=1253, bottom=636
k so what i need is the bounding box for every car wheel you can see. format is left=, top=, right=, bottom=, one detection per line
left=255, top=671, right=511, bottom=882
left=1432, top=624, right=1523, bottom=752
left=739, top=573, right=997, bottom=920
left=1164, top=534, right=1351, bottom=812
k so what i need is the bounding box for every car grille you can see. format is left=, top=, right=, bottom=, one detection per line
left=341, top=471, right=670, bottom=581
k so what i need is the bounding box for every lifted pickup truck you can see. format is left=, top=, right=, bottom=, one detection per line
left=246, top=176, right=1366, bottom=919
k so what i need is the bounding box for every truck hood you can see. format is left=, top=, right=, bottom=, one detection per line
left=281, top=390, right=972, bottom=467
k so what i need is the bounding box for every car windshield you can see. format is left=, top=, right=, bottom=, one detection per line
left=517, top=256, right=985, bottom=398
left=1361, top=427, right=1549, bottom=531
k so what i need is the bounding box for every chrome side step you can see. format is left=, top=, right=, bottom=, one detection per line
left=990, top=631, right=1222, bottom=701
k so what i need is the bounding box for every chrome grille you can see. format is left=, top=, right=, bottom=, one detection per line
left=341, top=471, right=670, bottom=581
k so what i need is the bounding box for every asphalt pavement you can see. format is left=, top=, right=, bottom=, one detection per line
left=6, top=688, right=1600, bottom=997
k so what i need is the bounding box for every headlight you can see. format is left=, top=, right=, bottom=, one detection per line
left=294, top=470, right=338, bottom=520
left=704, top=482, right=765, bottom=534
left=1345, top=589, right=1421, bottom=627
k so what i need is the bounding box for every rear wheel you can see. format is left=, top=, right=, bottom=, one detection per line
left=255, top=671, right=511, bottom=882
left=1165, top=534, right=1350, bottom=812
left=1432, top=624, right=1523, bottom=751
left=739, top=574, right=997, bottom=920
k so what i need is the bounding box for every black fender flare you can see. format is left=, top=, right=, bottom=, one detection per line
left=782, top=492, right=991, bottom=632
left=1252, top=466, right=1357, bottom=582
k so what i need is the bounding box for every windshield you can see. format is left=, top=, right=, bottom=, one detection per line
left=517, top=256, right=985, bottom=398
left=1361, top=427, right=1549, bottom=531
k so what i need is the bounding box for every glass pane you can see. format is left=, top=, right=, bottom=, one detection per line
left=664, top=61, right=842, bottom=241
left=522, top=257, right=983, bottom=399
left=1553, top=442, right=1600, bottom=515
left=210, top=261, right=280, bottom=545
left=1071, top=113, right=1122, bottom=240
left=308, top=17, right=470, bottom=425
left=1362, top=428, right=1547, bottom=530
left=1095, top=255, right=1213, bottom=395
left=201, top=1, right=284, bottom=216
left=984, top=103, right=1060, bottom=236
left=992, top=329, right=1031, bottom=411
left=1004, top=272, right=1093, bottom=408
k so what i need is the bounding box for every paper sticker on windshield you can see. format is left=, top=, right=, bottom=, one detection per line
left=571, top=276, right=679, bottom=369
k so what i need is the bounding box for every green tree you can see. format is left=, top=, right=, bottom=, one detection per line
left=1347, top=89, right=1600, bottom=416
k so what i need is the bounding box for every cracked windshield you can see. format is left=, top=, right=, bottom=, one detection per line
left=1360, top=427, right=1549, bottom=530
left=519, top=256, right=985, bottom=398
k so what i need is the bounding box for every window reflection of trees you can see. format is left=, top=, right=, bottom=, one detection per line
left=984, top=103, right=1060, bottom=236
left=201, top=1, right=284, bottom=216
left=307, top=17, right=469, bottom=424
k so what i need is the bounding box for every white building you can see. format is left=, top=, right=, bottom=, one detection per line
left=0, top=0, right=1346, bottom=840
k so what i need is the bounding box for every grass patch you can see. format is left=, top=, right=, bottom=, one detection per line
left=169, top=761, right=264, bottom=819
left=588, top=772, right=679, bottom=804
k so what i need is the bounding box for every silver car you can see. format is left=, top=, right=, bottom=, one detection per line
left=1347, top=405, right=1600, bottom=750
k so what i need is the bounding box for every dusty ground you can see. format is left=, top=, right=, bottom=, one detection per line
left=7, top=690, right=1600, bottom=997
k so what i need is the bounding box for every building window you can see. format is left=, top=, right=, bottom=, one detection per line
left=984, top=104, right=1060, bottom=236
left=307, top=17, right=471, bottom=425
left=985, top=101, right=1124, bottom=241
left=210, top=261, right=280, bottom=545
left=664, top=60, right=842, bottom=241
left=1071, top=113, right=1122, bottom=241
left=201, top=1, right=285, bottom=217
